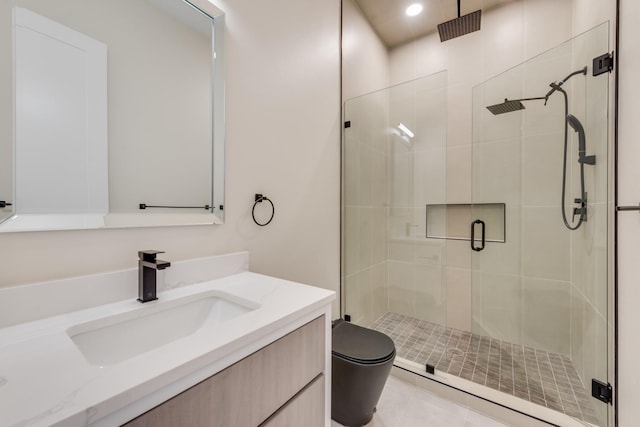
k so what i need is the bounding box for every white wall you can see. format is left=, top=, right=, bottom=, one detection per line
left=341, top=0, right=389, bottom=101
left=616, top=0, right=640, bottom=424
left=0, top=5, right=12, bottom=223
left=0, top=0, right=341, bottom=317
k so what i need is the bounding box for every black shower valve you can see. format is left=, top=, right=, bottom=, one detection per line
left=580, top=154, right=597, bottom=165
left=572, top=199, right=587, bottom=222
left=572, top=207, right=582, bottom=222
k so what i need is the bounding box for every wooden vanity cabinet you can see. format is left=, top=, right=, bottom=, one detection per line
left=122, top=316, right=326, bottom=427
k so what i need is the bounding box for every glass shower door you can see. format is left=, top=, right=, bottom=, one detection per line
left=342, top=71, right=449, bottom=368
left=471, top=23, right=611, bottom=426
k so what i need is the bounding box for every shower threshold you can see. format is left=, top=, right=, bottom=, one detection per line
left=370, top=312, right=599, bottom=425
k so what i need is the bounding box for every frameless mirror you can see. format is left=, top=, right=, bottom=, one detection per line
left=0, top=0, right=225, bottom=232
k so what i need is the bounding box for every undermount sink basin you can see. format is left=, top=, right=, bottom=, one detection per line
left=67, top=291, right=259, bottom=366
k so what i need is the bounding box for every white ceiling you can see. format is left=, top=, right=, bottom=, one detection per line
left=353, top=0, right=518, bottom=48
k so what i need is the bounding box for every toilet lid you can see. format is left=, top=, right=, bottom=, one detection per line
left=332, top=319, right=396, bottom=364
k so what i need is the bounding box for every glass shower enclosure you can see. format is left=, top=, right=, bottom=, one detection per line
left=342, top=23, right=611, bottom=426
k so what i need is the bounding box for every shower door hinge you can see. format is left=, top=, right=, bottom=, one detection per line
left=593, top=52, right=614, bottom=76
left=344, top=120, right=351, bottom=129
left=591, top=379, right=613, bottom=405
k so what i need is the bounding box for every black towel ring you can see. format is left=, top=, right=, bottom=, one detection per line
left=252, top=194, right=275, bottom=226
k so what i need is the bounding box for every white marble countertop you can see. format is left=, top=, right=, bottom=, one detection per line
left=0, top=270, right=335, bottom=427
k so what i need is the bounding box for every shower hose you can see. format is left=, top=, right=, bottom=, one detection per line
left=556, top=86, right=586, bottom=231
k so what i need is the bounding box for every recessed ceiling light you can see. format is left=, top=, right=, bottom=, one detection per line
left=406, top=3, right=423, bottom=17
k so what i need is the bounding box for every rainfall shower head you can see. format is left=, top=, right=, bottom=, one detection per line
left=486, top=67, right=588, bottom=116
left=486, top=96, right=547, bottom=115
left=437, top=1, right=481, bottom=42
left=486, top=99, right=525, bottom=115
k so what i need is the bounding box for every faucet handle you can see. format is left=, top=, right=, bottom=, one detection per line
left=139, top=250, right=165, bottom=262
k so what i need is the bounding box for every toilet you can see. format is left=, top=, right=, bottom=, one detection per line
left=331, top=318, right=396, bottom=427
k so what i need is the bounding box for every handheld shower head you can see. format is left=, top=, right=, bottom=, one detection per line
left=567, top=114, right=584, bottom=133
left=567, top=114, right=585, bottom=151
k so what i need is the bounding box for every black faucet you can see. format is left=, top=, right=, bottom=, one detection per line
left=138, top=250, right=171, bottom=303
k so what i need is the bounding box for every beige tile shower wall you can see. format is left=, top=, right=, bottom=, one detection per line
left=387, top=239, right=446, bottom=324
left=387, top=5, right=614, bottom=402
left=0, top=0, right=342, bottom=316
left=386, top=72, right=448, bottom=326
left=472, top=31, right=574, bottom=357
left=389, top=0, right=576, bottom=339
left=341, top=0, right=390, bottom=326
left=342, top=106, right=388, bottom=326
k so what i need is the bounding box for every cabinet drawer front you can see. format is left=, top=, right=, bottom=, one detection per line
left=261, top=374, right=324, bottom=427
left=123, top=316, right=325, bottom=427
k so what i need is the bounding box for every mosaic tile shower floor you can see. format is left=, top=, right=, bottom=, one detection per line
left=370, top=312, right=598, bottom=425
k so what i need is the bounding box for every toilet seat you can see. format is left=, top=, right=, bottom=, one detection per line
left=332, top=319, right=395, bottom=365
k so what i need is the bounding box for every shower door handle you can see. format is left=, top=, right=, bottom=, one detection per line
left=471, top=219, right=485, bottom=252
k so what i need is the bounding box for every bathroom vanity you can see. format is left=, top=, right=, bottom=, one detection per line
left=124, top=316, right=325, bottom=427
left=0, top=252, right=335, bottom=426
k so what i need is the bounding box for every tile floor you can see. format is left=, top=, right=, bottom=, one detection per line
left=331, top=375, right=509, bottom=427
left=370, top=312, right=598, bottom=424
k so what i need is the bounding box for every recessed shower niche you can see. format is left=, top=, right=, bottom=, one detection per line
left=425, top=203, right=506, bottom=245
